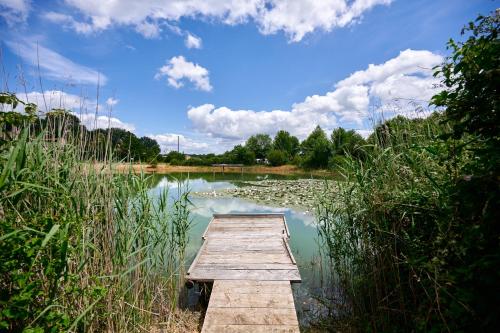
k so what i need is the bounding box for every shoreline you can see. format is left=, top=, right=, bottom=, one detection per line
left=100, top=163, right=334, bottom=176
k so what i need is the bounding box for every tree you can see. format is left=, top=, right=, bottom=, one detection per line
left=432, top=11, right=499, bottom=172
left=428, top=11, right=500, bottom=331
left=139, top=136, right=160, bottom=162
left=331, top=127, right=366, bottom=159
left=165, top=151, right=185, bottom=163
left=230, top=145, right=255, bottom=165
left=300, top=126, right=331, bottom=169
left=245, top=134, right=272, bottom=159
left=267, top=149, right=287, bottom=166
left=272, top=130, right=299, bottom=159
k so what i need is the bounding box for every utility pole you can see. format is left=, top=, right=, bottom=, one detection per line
left=177, top=135, right=180, bottom=152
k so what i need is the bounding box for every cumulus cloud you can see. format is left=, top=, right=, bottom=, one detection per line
left=185, top=33, right=202, bottom=49
left=5, top=38, right=107, bottom=85
left=16, top=90, right=86, bottom=112
left=42, top=0, right=392, bottom=42
left=155, top=56, right=212, bottom=91
left=148, top=132, right=241, bottom=154
left=9, top=90, right=134, bottom=132
left=0, top=0, right=31, bottom=25
left=187, top=49, right=443, bottom=141
left=77, top=113, right=135, bottom=132
left=135, top=20, right=161, bottom=38
left=147, top=133, right=211, bottom=154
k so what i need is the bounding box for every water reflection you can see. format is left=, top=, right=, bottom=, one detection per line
left=148, top=172, right=325, bottom=326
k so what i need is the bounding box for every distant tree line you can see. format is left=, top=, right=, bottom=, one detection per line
left=165, top=127, right=369, bottom=169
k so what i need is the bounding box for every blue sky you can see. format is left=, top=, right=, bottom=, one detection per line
left=0, top=0, right=497, bottom=153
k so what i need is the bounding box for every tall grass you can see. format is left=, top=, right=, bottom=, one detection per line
left=0, top=100, right=192, bottom=332
left=315, top=112, right=473, bottom=331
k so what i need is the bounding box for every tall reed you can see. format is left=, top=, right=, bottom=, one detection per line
left=315, top=112, right=463, bottom=331
left=0, top=96, right=191, bottom=332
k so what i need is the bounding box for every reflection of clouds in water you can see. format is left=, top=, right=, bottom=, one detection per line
left=156, top=178, right=179, bottom=189
left=155, top=177, right=236, bottom=192
left=191, top=197, right=316, bottom=226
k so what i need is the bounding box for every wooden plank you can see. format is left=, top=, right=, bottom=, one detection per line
left=205, top=242, right=284, bottom=252
left=203, top=308, right=298, bottom=326
left=187, top=238, right=208, bottom=275
left=212, top=221, right=284, bottom=228
left=205, top=233, right=284, bottom=238
left=194, top=263, right=298, bottom=270
left=212, top=213, right=285, bottom=218
left=209, top=292, right=295, bottom=308
left=213, top=280, right=290, bottom=287
left=205, top=225, right=284, bottom=231
left=198, top=253, right=291, bottom=264
left=283, top=239, right=297, bottom=265
left=188, top=269, right=301, bottom=281
left=283, top=215, right=291, bottom=238
left=202, top=216, right=215, bottom=239
left=204, top=231, right=286, bottom=238
left=212, top=282, right=293, bottom=294
left=202, top=325, right=299, bottom=333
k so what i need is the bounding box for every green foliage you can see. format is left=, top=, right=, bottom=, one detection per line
left=266, top=149, right=287, bottom=166
left=245, top=134, right=272, bottom=159
left=229, top=145, right=255, bottom=165
left=0, top=99, right=191, bottom=331
left=432, top=11, right=499, bottom=174
left=272, top=130, right=299, bottom=159
left=164, top=150, right=186, bottom=163
left=331, top=127, right=366, bottom=157
left=316, top=11, right=500, bottom=332
left=300, top=126, right=331, bottom=169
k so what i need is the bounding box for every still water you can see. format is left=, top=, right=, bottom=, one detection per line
left=148, top=172, right=326, bottom=325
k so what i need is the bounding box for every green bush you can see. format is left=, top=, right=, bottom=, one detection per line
left=267, top=149, right=287, bottom=166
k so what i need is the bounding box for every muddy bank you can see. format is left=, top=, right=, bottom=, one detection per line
left=191, top=179, right=336, bottom=212
left=94, top=163, right=334, bottom=176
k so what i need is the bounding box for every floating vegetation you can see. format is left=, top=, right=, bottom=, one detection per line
left=192, top=179, right=336, bottom=212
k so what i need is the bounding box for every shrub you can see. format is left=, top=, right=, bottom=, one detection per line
left=267, top=149, right=287, bottom=166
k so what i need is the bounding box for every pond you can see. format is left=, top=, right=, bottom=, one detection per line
left=147, top=172, right=329, bottom=326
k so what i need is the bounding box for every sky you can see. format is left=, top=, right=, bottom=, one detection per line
left=0, top=0, right=497, bottom=153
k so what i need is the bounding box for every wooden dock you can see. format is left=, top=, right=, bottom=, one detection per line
left=186, top=213, right=301, bottom=333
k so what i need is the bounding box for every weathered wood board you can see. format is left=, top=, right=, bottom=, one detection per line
left=201, top=280, right=300, bottom=333
left=187, top=214, right=300, bottom=282
left=187, top=214, right=302, bottom=333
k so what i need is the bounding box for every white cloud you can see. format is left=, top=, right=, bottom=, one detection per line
left=42, top=11, right=94, bottom=34
left=77, top=113, right=135, bottom=132
left=187, top=49, right=443, bottom=142
left=185, top=33, right=202, bottom=49
left=10, top=90, right=134, bottom=132
left=148, top=132, right=240, bottom=154
left=0, top=0, right=31, bottom=25
left=135, top=20, right=161, bottom=38
left=5, top=38, right=107, bottom=85
left=44, top=0, right=392, bottom=42
left=16, top=90, right=86, bottom=112
left=148, top=133, right=209, bottom=154
left=155, top=56, right=212, bottom=92
left=257, top=0, right=392, bottom=42
left=106, top=97, right=118, bottom=106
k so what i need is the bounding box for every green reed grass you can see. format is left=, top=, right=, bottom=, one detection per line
left=0, top=101, right=191, bottom=332
left=315, top=113, right=464, bottom=331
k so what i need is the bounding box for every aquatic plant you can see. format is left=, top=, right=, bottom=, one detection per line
left=0, top=95, right=191, bottom=332
left=315, top=11, right=499, bottom=332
